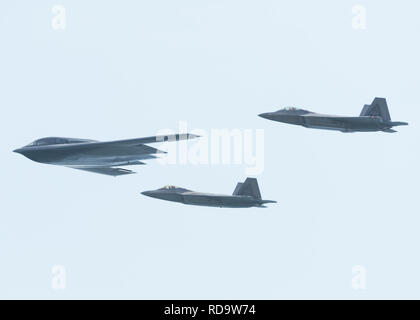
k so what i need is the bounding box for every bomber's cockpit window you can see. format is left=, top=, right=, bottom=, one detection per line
left=25, top=137, right=69, bottom=147
left=283, top=107, right=297, bottom=111
left=24, top=137, right=94, bottom=147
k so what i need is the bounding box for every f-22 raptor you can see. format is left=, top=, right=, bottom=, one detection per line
left=13, top=133, right=199, bottom=176
left=259, top=97, right=408, bottom=133
left=141, top=178, right=276, bottom=208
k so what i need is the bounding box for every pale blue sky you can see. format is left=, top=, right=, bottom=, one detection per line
left=0, top=0, right=419, bottom=299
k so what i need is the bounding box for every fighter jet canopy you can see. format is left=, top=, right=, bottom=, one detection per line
left=276, top=107, right=311, bottom=115
left=25, top=137, right=96, bottom=147
left=162, top=185, right=178, bottom=190
left=158, top=185, right=191, bottom=192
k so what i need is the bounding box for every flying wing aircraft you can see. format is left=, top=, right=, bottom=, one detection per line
left=13, top=133, right=199, bottom=176
left=259, top=97, right=408, bottom=133
left=141, top=178, right=276, bottom=208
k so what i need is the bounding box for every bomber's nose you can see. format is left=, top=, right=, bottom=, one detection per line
left=13, top=148, right=23, bottom=154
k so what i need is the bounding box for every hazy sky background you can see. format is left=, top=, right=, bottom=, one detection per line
left=0, top=0, right=419, bottom=299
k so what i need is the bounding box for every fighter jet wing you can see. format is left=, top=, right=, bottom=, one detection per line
left=72, top=167, right=136, bottom=176
left=320, top=116, right=354, bottom=122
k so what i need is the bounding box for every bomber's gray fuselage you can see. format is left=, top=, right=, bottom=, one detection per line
left=14, top=134, right=199, bottom=176
left=14, top=141, right=156, bottom=167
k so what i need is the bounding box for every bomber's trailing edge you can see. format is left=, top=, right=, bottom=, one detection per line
left=13, top=133, right=199, bottom=176
left=259, top=97, right=408, bottom=133
left=141, top=178, right=276, bottom=208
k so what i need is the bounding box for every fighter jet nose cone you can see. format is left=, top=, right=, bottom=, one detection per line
left=258, top=113, right=271, bottom=120
left=141, top=191, right=153, bottom=197
left=13, top=148, right=22, bottom=154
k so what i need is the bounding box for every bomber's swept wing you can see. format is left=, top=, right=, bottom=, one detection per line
left=98, top=133, right=200, bottom=147
left=73, top=167, right=137, bottom=176
left=382, top=128, right=397, bottom=133
left=62, top=134, right=200, bottom=176
left=53, top=133, right=199, bottom=157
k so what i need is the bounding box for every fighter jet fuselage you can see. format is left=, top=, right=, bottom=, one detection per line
left=141, top=178, right=276, bottom=208
left=259, top=98, right=408, bottom=133
left=143, top=190, right=267, bottom=208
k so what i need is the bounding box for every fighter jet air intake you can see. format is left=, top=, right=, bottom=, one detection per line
left=13, top=133, right=199, bottom=176
left=141, top=178, right=276, bottom=208
left=259, top=97, right=408, bottom=133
